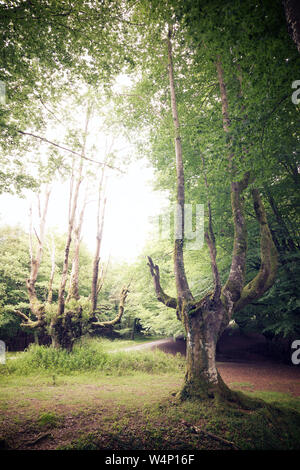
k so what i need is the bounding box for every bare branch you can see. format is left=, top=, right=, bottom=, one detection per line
left=201, top=154, right=221, bottom=300
left=147, top=256, right=177, bottom=309
left=57, top=104, right=91, bottom=316
left=91, top=163, right=107, bottom=313
left=46, top=235, right=56, bottom=304
left=92, top=286, right=129, bottom=327
left=26, top=187, right=51, bottom=323
left=14, top=310, right=43, bottom=329
left=17, top=130, right=124, bottom=172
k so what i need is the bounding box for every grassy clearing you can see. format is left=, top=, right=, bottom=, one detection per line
left=0, top=338, right=300, bottom=450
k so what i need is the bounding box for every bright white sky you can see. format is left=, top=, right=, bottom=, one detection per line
left=0, top=159, right=168, bottom=263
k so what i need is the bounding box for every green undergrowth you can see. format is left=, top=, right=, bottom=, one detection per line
left=0, top=339, right=185, bottom=376
left=240, top=390, right=300, bottom=413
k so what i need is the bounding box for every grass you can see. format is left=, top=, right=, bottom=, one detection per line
left=37, top=411, right=62, bottom=429
left=230, top=381, right=254, bottom=388
left=55, top=391, right=300, bottom=451
left=6, top=351, right=23, bottom=359
left=1, top=337, right=184, bottom=376
left=242, top=390, right=300, bottom=413
left=0, top=337, right=300, bottom=450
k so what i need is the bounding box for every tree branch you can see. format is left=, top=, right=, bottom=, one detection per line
left=92, top=286, right=129, bottom=327
left=147, top=257, right=177, bottom=309
left=17, top=130, right=124, bottom=172
left=201, top=154, right=221, bottom=300
left=233, top=189, right=278, bottom=312
left=14, top=310, right=43, bottom=329
left=221, top=172, right=252, bottom=314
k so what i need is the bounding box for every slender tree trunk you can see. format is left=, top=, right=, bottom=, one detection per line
left=167, top=26, right=193, bottom=306
left=46, top=235, right=56, bottom=304
left=91, top=169, right=107, bottom=314
left=50, top=104, right=91, bottom=349
left=265, top=189, right=297, bottom=252
left=66, top=188, right=87, bottom=303
left=131, top=318, right=137, bottom=340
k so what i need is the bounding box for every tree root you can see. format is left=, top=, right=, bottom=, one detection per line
left=25, top=432, right=51, bottom=447
left=181, top=420, right=239, bottom=450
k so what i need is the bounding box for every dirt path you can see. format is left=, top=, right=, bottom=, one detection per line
left=121, top=338, right=175, bottom=352
left=218, top=361, right=300, bottom=397
left=124, top=338, right=300, bottom=397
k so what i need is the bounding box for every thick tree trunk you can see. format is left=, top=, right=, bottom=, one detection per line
left=50, top=308, right=83, bottom=352
left=178, top=294, right=232, bottom=400
left=166, top=29, right=229, bottom=400
left=283, top=0, right=300, bottom=53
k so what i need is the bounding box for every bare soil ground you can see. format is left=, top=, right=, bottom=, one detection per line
left=146, top=337, right=300, bottom=397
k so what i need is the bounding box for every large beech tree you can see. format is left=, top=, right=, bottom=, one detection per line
left=147, top=27, right=278, bottom=401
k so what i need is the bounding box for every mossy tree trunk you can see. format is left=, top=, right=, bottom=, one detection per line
left=15, top=188, right=51, bottom=333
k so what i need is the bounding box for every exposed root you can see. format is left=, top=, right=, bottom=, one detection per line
left=181, top=420, right=239, bottom=450
left=178, top=376, right=265, bottom=411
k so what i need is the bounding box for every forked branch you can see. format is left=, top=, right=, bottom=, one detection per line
left=233, top=189, right=278, bottom=312
left=15, top=310, right=42, bottom=329
left=92, top=286, right=129, bottom=327
left=147, top=256, right=177, bottom=309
